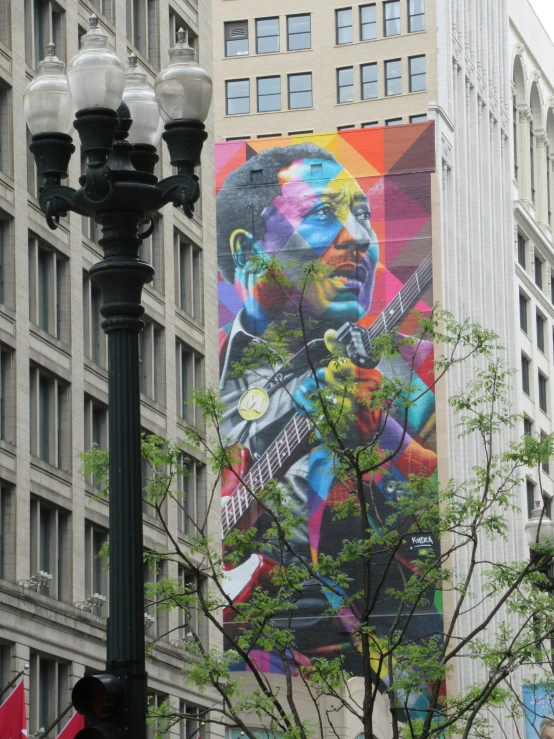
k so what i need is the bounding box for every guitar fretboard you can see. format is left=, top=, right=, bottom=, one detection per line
left=222, top=254, right=433, bottom=537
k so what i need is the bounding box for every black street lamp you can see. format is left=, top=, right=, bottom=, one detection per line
left=24, top=16, right=212, bottom=739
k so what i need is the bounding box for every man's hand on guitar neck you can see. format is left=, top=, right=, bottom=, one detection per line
left=324, top=322, right=379, bottom=369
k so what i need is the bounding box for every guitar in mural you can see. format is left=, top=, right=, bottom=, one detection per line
left=222, top=253, right=433, bottom=603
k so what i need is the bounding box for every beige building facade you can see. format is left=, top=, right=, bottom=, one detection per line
left=213, top=0, right=437, bottom=139
left=0, top=0, right=220, bottom=736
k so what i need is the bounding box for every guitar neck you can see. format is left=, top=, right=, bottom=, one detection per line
left=222, top=255, right=433, bottom=537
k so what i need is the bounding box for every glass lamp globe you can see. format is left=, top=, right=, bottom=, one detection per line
left=525, top=506, right=554, bottom=546
left=67, top=15, right=125, bottom=111
left=122, top=54, right=163, bottom=146
left=24, top=43, right=74, bottom=135
left=154, top=28, right=212, bottom=124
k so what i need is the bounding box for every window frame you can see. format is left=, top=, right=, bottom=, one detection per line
left=385, top=59, right=402, bottom=96
left=257, top=75, right=282, bottom=113
left=408, top=0, right=425, bottom=32
left=335, top=7, right=353, bottom=45
left=255, top=16, right=280, bottom=54
left=287, top=14, right=311, bottom=51
left=409, top=55, right=426, bottom=93
left=361, top=62, right=378, bottom=100
left=224, top=20, right=249, bottom=57
left=360, top=4, right=377, bottom=41
left=288, top=72, right=313, bottom=110
left=226, top=79, right=250, bottom=116
left=337, top=66, right=354, bottom=104
left=384, top=0, right=401, bottom=37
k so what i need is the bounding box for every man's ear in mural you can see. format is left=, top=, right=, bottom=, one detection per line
left=229, top=229, right=255, bottom=271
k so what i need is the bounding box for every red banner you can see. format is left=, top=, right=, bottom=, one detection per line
left=56, top=712, right=85, bottom=739
left=0, top=681, right=26, bottom=739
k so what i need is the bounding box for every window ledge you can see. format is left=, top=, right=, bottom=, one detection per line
left=140, top=393, right=168, bottom=419
left=31, top=456, right=72, bottom=483
left=84, top=357, right=108, bottom=382
left=126, top=43, right=159, bottom=77
left=175, top=306, right=205, bottom=332
left=30, top=325, right=71, bottom=356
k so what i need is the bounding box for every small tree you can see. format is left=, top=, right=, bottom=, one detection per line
left=82, top=260, right=554, bottom=739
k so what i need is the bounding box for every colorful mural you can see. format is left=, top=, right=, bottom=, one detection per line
left=216, top=125, right=439, bottom=704
left=523, top=684, right=554, bottom=739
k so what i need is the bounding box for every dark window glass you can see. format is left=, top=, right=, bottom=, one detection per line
left=257, top=76, right=281, bottom=112
left=539, top=372, right=548, bottom=413
left=362, top=121, right=379, bottom=128
left=225, top=21, right=248, bottom=57
left=384, top=1, right=401, bottom=36
left=513, top=97, right=518, bottom=180
left=336, top=8, right=353, bottom=44
left=386, top=118, right=403, bottom=126
left=524, top=417, right=533, bottom=436
left=522, top=355, right=530, bottom=395
left=537, top=312, right=545, bottom=353
left=337, top=67, right=354, bottom=104
left=360, top=4, right=376, bottom=40
left=531, top=119, right=536, bottom=204
left=518, top=233, right=526, bottom=267
left=410, top=114, right=427, bottom=123
left=542, top=431, right=550, bottom=474
left=527, top=479, right=536, bottom=517
left=226, top=79, right=250, bottom=115
left=256, top=17, right=279, bottom=54
left=535, top=254, right=543, bottom=290
left=408, top=0, right=425, bottom=32
left=287, top=14, right=311, bottom=50
left=409, top=55, right=426, bottom=92
left=385, top=59, right=402, bottom=96
left=519, top=293, right=528, bottom=333
left=288, top=73, right=312, bottom=109
left=361, top=63, right=378, bottom=100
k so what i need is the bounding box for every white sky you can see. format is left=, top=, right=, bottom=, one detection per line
left=530, top=0, right=554, bottom=41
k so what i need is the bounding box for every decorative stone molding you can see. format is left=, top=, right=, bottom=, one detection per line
left=441, top=135, right=453, bottom=168
left=531, top=69, right=541, bottom=83
left=519, top=107, right=533, bottom=123
left=536, top=133, right=549, bottom=149
left=515, top=43, right=524, bottom=57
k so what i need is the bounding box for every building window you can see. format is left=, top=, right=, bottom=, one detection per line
left=408, top=0, right=425, bottom=32
left=524, top=417, right=533, bottom=436
left=513, top=96, right=519, bottom=181
left=225, top=20, right=248, bottom=57
left=337, top=67, right=354, bottom=104
left=337, top=125, right=355, bottom=130
left=542, top=431, right=550, bottom=475
left=139, top=217, right=162, bottom=293
left=384, top=0, right=401, bottom=36
left=178, top=567, right=204, bottom=644
left=174, top=234, right=203, bottom=321
left=29, top=237, right=68, bottom=341
left=527, top=479, right=536, bottom=516
left=0, top=485, right=12, bottom=581
left=518, top=233, right=526, bottom=268
left=410, top=114, right=427, bottom=123
left=89, top=0, right=112, bottom=21
left=83, top=271, right=106, bottom=368
left=385, top=59, right=402, bottom=96
left=169, top=10, right=197, bottom=53
left=530, top=118, right=536, bottom=204
left=257, top=76, right=281, bottom=112
left=147, top=692, right=169, bottom=739
left=24, top=0, right=64, bottom=70
left=226, top=79, right=250, bottom=115
left=409, top=55, right=426, bottom=92
left=336, top=8, right=353, bottom=44
left=179, top=457, right=205, bottom=536
left=144, top=556, right=167, bottom=640
left=362, top=121, right=379, bottom=128
left=361, top=63, right=378, bottom=100
left=139, top=320, right=164, bottom=404
left=535, top=254, right=543, bottom=290
left=179, top=703, right=205, bottom=739
left=126, top=0, right=157, bottom=64
left=256, top=17, right=279, bottom=54
left=519, top=293, right=528, bottom=333
left=539, top=372, right=548, bottom=413
left=522, top=354, right=530, bottom=396
left=288, top=73, right=312, bottom=109
left=360, top=4, right=376, bottom=40
left=29, top=497, right=69, bottom=600
left=176, top=342, right=203, bottom=426
left=0, top=85, right=12, bottom=177
left=29, top=654, right=69, bottom=734
left=537, top=311, right=546, bottom=353
left=0, top=347, right=13, bottom=444
left=84, top=523, right=108, bottom=615
left=84, top=396, right=107, bottom=490
left=386, top=118, right=403, bottom=126
left=30, top=366, right=69, bottom=471
left=287, top=14, right=311, bottom=50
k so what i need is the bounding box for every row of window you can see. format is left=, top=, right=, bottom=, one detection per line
left=521, top=353, right=550, bottom=415
left=519, top=292, right=554, bottom=358
left=22, top=0, right=194, bottom=71
left=224, top=0, right=425, bottom=58
left=225, top=55, right=426, bottom=116
left=224, top=114, right=428, bottom=141
left=517, top=233, right=554, bottom=305
left=0, top=642, right=204, bottom=737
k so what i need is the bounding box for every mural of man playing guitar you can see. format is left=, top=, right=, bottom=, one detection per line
left=216, top=137, right=441, bottom=712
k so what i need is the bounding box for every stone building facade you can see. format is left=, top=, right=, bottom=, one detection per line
left=0, top=0, right=219, bottom=736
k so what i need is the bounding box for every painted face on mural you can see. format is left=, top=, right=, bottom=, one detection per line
left=232, top=157, right=379, bottom=331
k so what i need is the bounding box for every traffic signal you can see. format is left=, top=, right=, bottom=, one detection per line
left=72, top=670, right=128, bottom=739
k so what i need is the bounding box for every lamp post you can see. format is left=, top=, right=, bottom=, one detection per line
left=24, top=17, right=212, bottom=739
